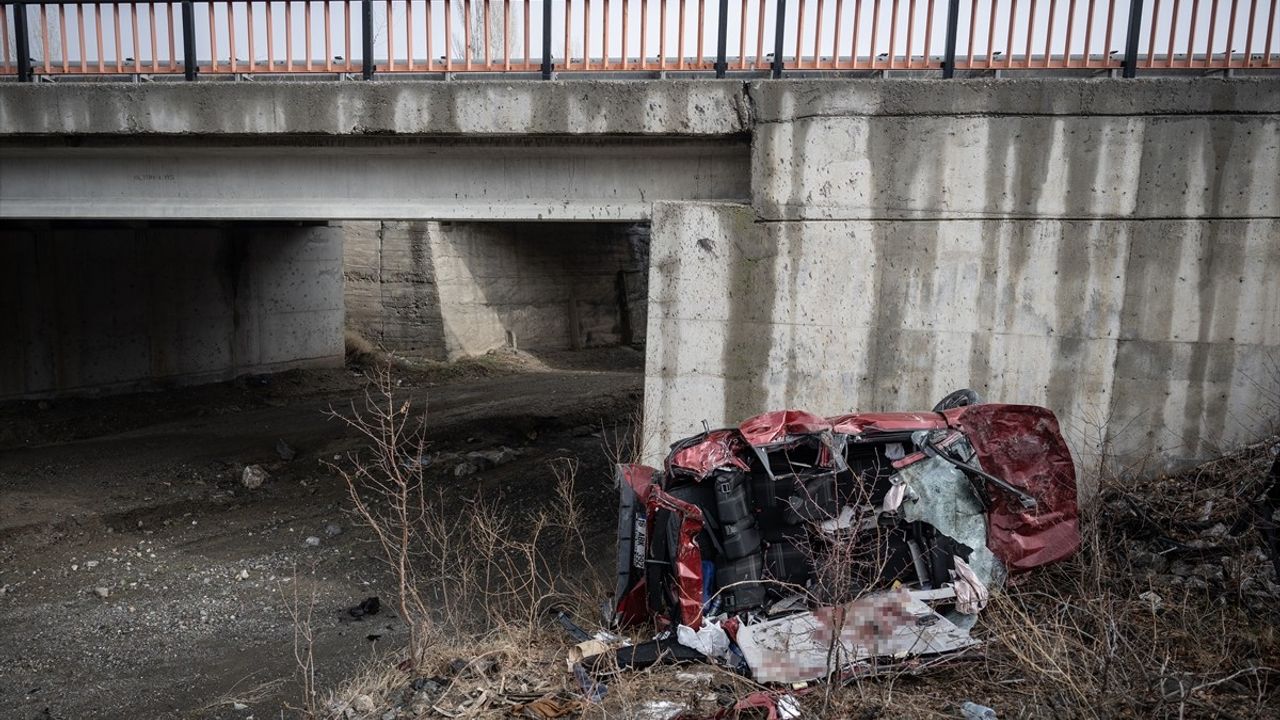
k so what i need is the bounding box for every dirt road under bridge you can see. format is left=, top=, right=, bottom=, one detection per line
left=0, top=351, right=642, bottom=719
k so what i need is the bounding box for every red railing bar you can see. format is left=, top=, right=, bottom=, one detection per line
left=323, top=1, right=332, bottom=71
left=1005, top=0, right=1017, bottom=67
left=1186, top=0, right=1200, bottom=66
left=524, top=0, right=531, bottom=69
left=1225, top=0, right=1239, bottom=67
left=114, top=3, right=123, bottom=72
left=831, top=0, right=843, bottom=68
left=889, top=0, right=897, bottom=68
left=986, top=0, right=999, bottom=67
left=305, top=0, right=314, bottom=71
left=383, top=0, right=391, bottom=71
left=166, top=1, right=176, bottom=70
left=503, top=0, right=511, bottom=70
left=484, top=0, right=491, bottom=68
left=465, top=0, right=472, bottom=70
left=1043, top=0, right=1056, bottom=68
left=285, top=1, right=293, bottom=71
left=662, top=0, right=671, bottom=69
left=871, top=0, right=881, bottom=68
left=697, top=0, right=705, bottom=65
left=1265, top=0, right=1277, bottom=65
left=246, top=1, right=254, bottom=71
left=1082, top=0, right=1096, bottom=67
left=426, top=0, right=433, bottom=70
left=95, top=4, right=104, bottom=72
left=1243, top=0, right=1258, bottom=66
left=38, top=4, right=48, bottom=74
left=1104, top=0, right=1118, bottom=66
left=226, top=1, right=235, bottom=72
left=678, top=0, right=686, bottom=69
left=561, top=0, right=569, bottom=69
left=1204, top=0, right=1220, bottom=65
left=1166, top=0, right=1180, bottom=66
left=924, top=0, right=935, bottom=68
left=132, top=3, right=140, bottom=72
left=794, top=0, right=805, bottom=68
left=409, top=0, right=419, bottom=71
left=151, top=1, right=160, bottom=72
left=445, top=0, right=453, bottom=70
left=1065, top=0, right=1077, bottom=67
left=1024, top=0, right=1036, bottom=68
left=906, top=0, right=915, bottom=68
left=0, top=5, right=10, bottom=71
left=81, top=3, right=91, bottom=72
left=1145, top=0, right=1159, bottom=65
left=583, top=0, right=589, bottom=69
left=755, top=0, right=765, bottom=68
left=624, top=0, right=632, bottom=69
left=59, top=3, right=69, bottom=72
left=736, top=0, right=746, bottom=68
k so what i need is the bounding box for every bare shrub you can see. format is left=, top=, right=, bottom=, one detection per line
left=325, top=364, right=603, bottom=664
left=282, top=565, right=321, bottom=716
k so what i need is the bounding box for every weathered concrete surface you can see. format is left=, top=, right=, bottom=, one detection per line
left=0, top=140, right=749, bottom=220
left=0, top=223, right=344, bottom=399
left=0, top=80, right=750, bottom=136
left=642, top=202, right=1280, bottom=475
left=345, top=221, right=648, bottom=359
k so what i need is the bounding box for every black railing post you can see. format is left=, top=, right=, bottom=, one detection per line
left=942, top=0, right=960, bottom=78
left=715, top=0, right=729, bottom=78
left=362, top=0, right=374, bottom=79
left=771, top=0, right=786, bottom=78
left=541, top=0, right=553, bottom=79
left=14, top=2, right=32, bottom=82
left=1122, top=0, right=1144, bottom=78
left=181, top=0, right=197, bottom=80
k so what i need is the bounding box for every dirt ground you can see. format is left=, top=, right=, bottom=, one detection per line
left=0, top=349, right=643, bottom=720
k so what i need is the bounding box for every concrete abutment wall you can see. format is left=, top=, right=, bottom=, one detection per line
left=343, top=221, right=649, bottom=359
left=644, top=79, right=1280, bottom=475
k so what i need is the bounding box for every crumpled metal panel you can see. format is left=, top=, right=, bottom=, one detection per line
left=647, top=486, right=710, bottom=629
left=735, top=590, right=980, bottom=683
left=828, top=412, right=949, bottom=436
left=738, top=410, right=832, bottom=446
left=944, top=404, right=1081, bottom=570
left=665, top=429, right=751, bottom=481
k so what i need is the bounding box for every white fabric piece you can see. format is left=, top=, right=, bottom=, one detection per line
left=949, top=556, right=990, bottom=614
left=882, top=481, right=906, bottom=513
left=676, top=620, right=730, bottom=659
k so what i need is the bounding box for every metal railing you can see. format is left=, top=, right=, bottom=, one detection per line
left=1, top=0, right=1276, bottom=81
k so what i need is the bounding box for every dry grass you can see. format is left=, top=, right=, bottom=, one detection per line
left=319, top=374, right=1279, bottom=719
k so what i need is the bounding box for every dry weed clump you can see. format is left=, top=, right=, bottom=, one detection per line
left=915, top=438, right=1280, bottom=720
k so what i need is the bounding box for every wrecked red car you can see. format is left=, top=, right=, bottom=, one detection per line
left=609, top=391, right=1080, bottom=681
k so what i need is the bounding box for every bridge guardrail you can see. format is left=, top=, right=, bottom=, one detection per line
left=1, top=0, right=1276, bottom=81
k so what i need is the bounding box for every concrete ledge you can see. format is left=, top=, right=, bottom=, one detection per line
left=0, top=80, right=751, bottom=136
left=748, top=77, right=1280, bottom=121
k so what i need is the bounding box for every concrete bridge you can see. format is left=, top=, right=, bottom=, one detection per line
left=1, top=77, right=1278, bottom=475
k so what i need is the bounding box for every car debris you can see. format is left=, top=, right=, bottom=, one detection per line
left=961, top=701, right=998, bottom=719
left=604, top=392, right=1081, bottom=685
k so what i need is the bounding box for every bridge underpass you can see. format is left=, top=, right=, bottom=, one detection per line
left=2, top=77, right=1279, bottom=476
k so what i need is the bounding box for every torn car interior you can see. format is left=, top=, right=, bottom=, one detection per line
left=610, top=392, right=1081, bottom=683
